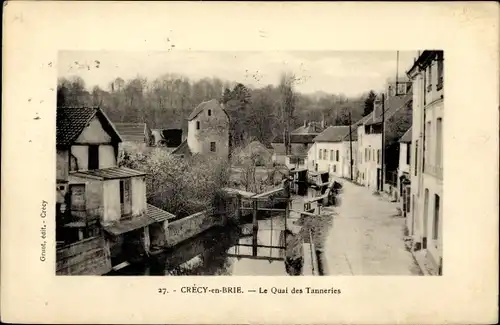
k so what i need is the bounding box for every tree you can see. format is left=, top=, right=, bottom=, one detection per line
left=363, top=90, right=377, bottom=116
left=279, top=73, right=296, bottom=156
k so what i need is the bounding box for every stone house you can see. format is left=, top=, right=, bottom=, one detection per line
left=172, top=99, right=229, bottom=158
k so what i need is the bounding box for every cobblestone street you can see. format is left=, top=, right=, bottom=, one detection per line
left=322, top=179, right=422, bottom=275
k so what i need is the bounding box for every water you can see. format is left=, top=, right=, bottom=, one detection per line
left=108, top=213, right=305, bottom=276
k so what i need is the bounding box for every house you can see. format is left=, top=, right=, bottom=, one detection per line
left=309, top=125, right=350, bottom=177
left=398, top=127, right=412, bottom=218
left=406, top=50, right=444, bottom=275
left=356, top=80, right=413, bottom=191
left=172, top=99, right=229, bottom=158
left=271, top=121, right=325, bottom=169
left=56, top=106, right=173, bottom=274
left=114, top=122, right=153, bottom=149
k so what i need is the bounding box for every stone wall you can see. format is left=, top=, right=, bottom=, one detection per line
left=56, top=236, right=112, bottom=275
left=165, top=210, right=224, bottom=247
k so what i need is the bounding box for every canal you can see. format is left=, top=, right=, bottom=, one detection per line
left=107, top=201, right=333, bottom=276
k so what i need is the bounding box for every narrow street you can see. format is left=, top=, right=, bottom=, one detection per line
left=322, top=179, right=422, bottom=275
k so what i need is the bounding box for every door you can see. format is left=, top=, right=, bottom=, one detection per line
left=69, top=183, right=86, bottom=219
left=376, top=168, right=382, bottom=191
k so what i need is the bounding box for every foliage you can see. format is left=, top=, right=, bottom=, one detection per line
left=119, top=147, right=230, bottom=218
left=363, top=90, right=377, bottom=116
left=58, top=73, right=372, bottom=152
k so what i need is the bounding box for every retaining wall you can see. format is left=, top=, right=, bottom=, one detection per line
left=56, top=236, right=112, bottom=275
left=165, top=210, right=224, bottom=247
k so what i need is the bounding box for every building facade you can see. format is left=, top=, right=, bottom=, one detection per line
left=176, top=99, right=230, bottom=158
left=407, top=50, right=444, bottom=275
left=309, top=125, right=350, bottom=178
left=398, top=127, right=412, bottom=218
left=56, top=107, right=171, bottom=275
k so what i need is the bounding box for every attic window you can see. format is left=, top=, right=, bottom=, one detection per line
left=208, top=109, right=212, bottom=116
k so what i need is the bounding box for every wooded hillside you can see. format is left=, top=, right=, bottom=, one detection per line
left=57, top=74, right=377, bottom=147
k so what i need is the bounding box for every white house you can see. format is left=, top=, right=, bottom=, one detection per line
left=406, top=50, right=444, bottom=275
left=309, top=125, right=350, bottom=177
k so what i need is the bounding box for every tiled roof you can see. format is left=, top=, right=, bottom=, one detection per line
left=399, top=127, right=412, bottom=143
left=56, top=106, right=98, bottom=145
left=147, top=204, right=176, bottom=222
left=188, top=99, right=228, bottom=121
left=365, top=91, right=413, bottom=126
left=70, top=167, right=146, bottom=180
left=313, top=126, right=350, bottom=143
left=171, top=139, right=192, bottom=156
left=114, top=123, right=148, bottom=143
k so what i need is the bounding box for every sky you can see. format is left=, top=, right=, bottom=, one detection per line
left=58, top=50, right=418, bottom=97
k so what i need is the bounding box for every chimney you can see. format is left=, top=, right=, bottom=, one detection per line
left=321, top=119, right=325, bottom=129
left=303, top=120, right=307, bottom=127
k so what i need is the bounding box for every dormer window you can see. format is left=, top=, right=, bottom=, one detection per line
left=208, top=109, right=211, bottom=116
left=196, top=121, right=200, bottom=130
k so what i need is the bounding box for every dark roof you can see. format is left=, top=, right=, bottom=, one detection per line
left=313, top=126, right=350, bottom=143
left=188, top=99, right=228, bottom=121
left=407, top=50, right=442, bottom=76
left=365, top=91, right=413, bottom=126
left=57, top=106, right=123, bottom=146
left=399, top=127, right=412, bottom=143
left=271, top=133, right=318, bottom=144
left=70, top=167, right=146, bottom=180
left=147, top=204, right=176, bottom=222
left=171, top=139, right=192, bottom=156
left=114, top=123, right=149, bottom=143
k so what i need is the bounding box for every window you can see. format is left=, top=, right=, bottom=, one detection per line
left=365, top=148, right=368, bottom=161
left=88, top=145, right=99, bottom=170
left=196, top=121, right=200, bottom=130
left=397, top=83, right=407, bottom=95
left=377, top=149, right=380, bottom=164
left=414, top=140, right=419, bottom=176
left=437, top=52, right=444, bottom=90
left=208, top=109, right=211, bottom=116
left=425, top=121, right=431, bottom=168
left=336, top=150, right=339, bottom=162
left=333, top=165, right=337, bottom=173
left=330, top=150, right=333, bottom=161
left=406, top=143, right=411, bottom=165
left=210, top=142, right=216, bottom=152
left=319, top=150, right=322, bottom=160
left=436, top=118, right=443, bottom=168
left=433, top=194, right=440, bottom=243
left=427, top=64, right=433, bottom=92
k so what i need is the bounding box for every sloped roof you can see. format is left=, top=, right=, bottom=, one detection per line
left=399, top=127, right=412, bottom=143
left=313, top=125, right=350, bottom=143
left=171, top=139, right=192, bottom=156
left=147, top=204, right=176, bottom=222
left=188, top=99, right=228, bottom=121
left=114, top=123, right=149, bottom=143
left=271, top=133, right=319, bottom=144
left=70, top=167, right=146, bottom=180
left=366, top=91, right=413, bottom=126
left=57, top=106, right=122, bottom=146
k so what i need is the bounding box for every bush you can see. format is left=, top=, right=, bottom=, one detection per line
left=120, top=148, right=230, bottom=218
